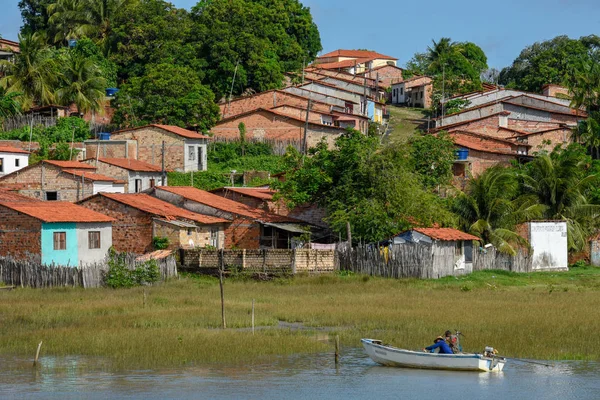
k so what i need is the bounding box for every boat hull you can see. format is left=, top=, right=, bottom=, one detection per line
left=361, top=339, right=505, bottom=372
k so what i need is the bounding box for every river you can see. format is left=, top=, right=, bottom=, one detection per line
left=2, top=349, right=599, bottom=399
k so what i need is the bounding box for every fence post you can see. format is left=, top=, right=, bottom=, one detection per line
left=219, top=248, right=226, bottom=329
left=242, top=249, right=246, bottom=271
left=291, top=249, right=296, bottom=275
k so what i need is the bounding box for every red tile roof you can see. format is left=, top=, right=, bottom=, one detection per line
left=62, top=169, right=126, bottom=183
left=215, top=108, right=347, bottom=132
left=319, top=50, right=397, bottom=60
left=97, top=193, right=227, bottom=224
left=156, top=186, right=296, bottom=223
left=45, top=160, right=96, bottom=170
left=447, top=131, right=529, bottom=155
left=413, top=227, right=480, bottom=242
left=98, top=158, right=163, bottom=172
left=0, top=201, right=114, bottom=223
left=0, top=146, right=30, bottom=154
left=215, top=187, right=277, bottom=201
left=314, top=58, right=373, bottom=70
left=0, top=189, right=39, bottom=202
left=112, top=124, right=211, bottom=140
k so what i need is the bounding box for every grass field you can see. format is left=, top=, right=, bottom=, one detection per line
left=385, top=106, right=428, bottom=145
left=1, top=267, right=599, bottom=370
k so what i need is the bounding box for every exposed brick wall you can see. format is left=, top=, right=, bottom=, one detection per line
left=464, top=150, right=516, bottom=176
left=362, top=65, right=404, bottom=87
left=0, top=163, right=95, bottom=202
left=224, top=217, right=261, bottom=249
left=0, top=205, right=42, bottom=259
left=542, top=85, right=571, bottom=98
left=85, top=140, right=136, bottom=160
left=78, top=195, right=154, bottom=254
left=220, top=91, right=331, bottom=119
left=211, top=110, right=344, bottom=148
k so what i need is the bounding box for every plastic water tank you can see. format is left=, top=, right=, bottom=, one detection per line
left=105, top=88, right=119, bottom=97
left=98, top=132, right=111, bottom=141
left=455, top=148, right=469, bottom=160
left=68, top=39, right=77, bottom=48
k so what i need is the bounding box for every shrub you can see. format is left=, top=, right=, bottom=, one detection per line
left=153, top=236, right=170, bottom=250
left=104, top=251, right=160, bottom=288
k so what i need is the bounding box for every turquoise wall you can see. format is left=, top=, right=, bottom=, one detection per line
left=367, top=101, right=375, bottom=120
left=41, top=223, right=78, bottom=266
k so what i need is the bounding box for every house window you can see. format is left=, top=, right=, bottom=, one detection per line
left=189, top=146, right=196, bottom=161
left=46, top=191, right=58, bottom=201
left=187, top=228, right=193, bottom=236
left=0, top=158, right=3, bottom=172
left=15, top=159, right=20, bottom=167
left=420, top=91, right=424, bottom=99
left=88, top=231, right=101, bottom=249
left=210, top=227, right=219, bottom=248
left=53, top=232, right=66, bottom=250
left=455, top=241, right=463, bottom=257
left=134, top=179, right=142, bottom=193
left=400, top=88, right=404, bottom=95
left=149, top=178, right=155, bottom=188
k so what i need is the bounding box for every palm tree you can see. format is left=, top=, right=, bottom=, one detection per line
left=0, top=33, right=57, bottom=110
left=520, top=150, right=600, bottom=251
left=56, top=52, right=107, bottom=115
left=453, top=166, right=544, bottom=255
left=47, top=0, right=90, bottom=45
left=426, top=38, right=459, bottom=74
left=0, top=88, right=22, bottom=119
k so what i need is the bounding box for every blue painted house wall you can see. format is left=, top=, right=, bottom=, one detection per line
left=41, top=222, right=78, bottom=266
left=367, top=101, right=375, bottom=121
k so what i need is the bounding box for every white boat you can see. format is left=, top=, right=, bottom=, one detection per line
left=361, top=339, right=506, bottom=372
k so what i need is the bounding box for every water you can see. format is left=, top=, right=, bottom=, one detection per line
left=1, top=349, right=599, bottom=399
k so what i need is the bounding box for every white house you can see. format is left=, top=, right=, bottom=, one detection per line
left=0, top=146, right=29, bottom=176
left=391, top=82, right=406, bottom=105
left=85, top=158, right=166, bottom=193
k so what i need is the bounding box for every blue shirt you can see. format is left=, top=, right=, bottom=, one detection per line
left=426, top=340, right=453, bottom=354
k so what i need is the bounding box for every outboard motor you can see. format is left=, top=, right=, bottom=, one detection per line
left=483, top=346, right=498, bottom=358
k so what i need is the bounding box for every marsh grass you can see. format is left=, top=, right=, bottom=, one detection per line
left=1, top=268, right=600, bottom=369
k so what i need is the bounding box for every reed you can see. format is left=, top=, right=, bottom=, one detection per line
left=1, top=268, right=599, bottom=369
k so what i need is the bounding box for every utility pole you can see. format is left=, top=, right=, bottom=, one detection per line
left=225, top=60, right=239, bottom=118
left=161, top=140, right=166, bottom=186
left=303, top=99, right=312, bottom=156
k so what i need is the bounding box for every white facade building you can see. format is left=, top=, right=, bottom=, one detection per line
left=0, top=146, right=29, bottom=177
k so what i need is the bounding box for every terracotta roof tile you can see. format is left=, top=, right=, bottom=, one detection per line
left=0, top=146, right=30, bottom=154
left=157, top=186, right=296, bottom=223
left=413, top=227, right=480, bottom=241
left=62, top=169, right=126, bottom=183
left=318, top=50, right=397, bottom=60
left=98, top=193, right=227, bottom=224
left=215, top=187, right=277, bottom=201
left=448, top=131, right=529, bottom=155
left=0, top=189, right=39, bottom=202
left=112, top=124, right=211, bottom=139
left=98, top=158, right=163, bottom=172
left=0, top=201, right=114, bottom=223
left=45, top=160, right=96, bottom=170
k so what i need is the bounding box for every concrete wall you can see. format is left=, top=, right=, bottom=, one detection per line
left=299, top=82, right=363, bottom=106
left=454, top=89, right=573, bottom=108
left=76, top=222, right=112, bottom=265
left=93, top=182, right=125, bottom=194
left=282, top=87, right=351, bottom=112
left=591, top=239, right=600, bottom=267
left=0, top=153, right=29, bottom=176
left=85, top=161, right=164, bottom=193
left=41, top=222, right=78, bottom=266
left=528, top=221, right=569, bottom=271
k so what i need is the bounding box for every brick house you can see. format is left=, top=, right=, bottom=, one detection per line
left=391, top=76, right=433, bottom=108
left=150, top=186, right=309, bottom=249
left=78, top=192, right=228, bottom=254
left=0, top=160, right=125, bottom=202
left=84, top=158, right=165, bottom=193
left=0, top=200, right=113, bottom=266
left=283, top=86, right=359, bottom=115
left=0, top=146, right=29, bottom=176
left=108, top=124, right=211, bottom=172
left=360, top=64, right=404, bottom=88
left=210, top=108, right=347, bottom=149
left=448, top=130, right=531, bottom=178
left=313, top=50, right=398, bottom=74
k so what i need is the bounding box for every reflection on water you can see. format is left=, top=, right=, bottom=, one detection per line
left=1, top=350, right=599, bottom=399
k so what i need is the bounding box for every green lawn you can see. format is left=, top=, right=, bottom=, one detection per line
left=385, top=106, right=429, bottom=145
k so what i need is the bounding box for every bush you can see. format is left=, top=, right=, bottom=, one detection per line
left=153, top=236, right=170, bottom=250
left=208, top=141, right=273, bottom=164
left=104, top=251, right=160, bottom=288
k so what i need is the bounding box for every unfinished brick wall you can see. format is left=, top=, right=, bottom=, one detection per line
left=211, top=110, right=344, bottom=148
left=78, top=195, right=154, bottom=254
left=225, top=217, right=261, bottom=249
left=85, top=140, right=137, bottom=160
left=0, top=206, right=42, bottom=260
left=0, top=163, right=95, bottom=202
left=464, top=150, right=515, bottom=176
left=523, top=129, right=572, bottom=153
left=363, top=65, right=404, bottom=87
left=220, top=91, right=331, bottom=118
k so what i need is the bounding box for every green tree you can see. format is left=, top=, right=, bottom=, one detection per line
left=111, top=63, right=220, bottom=132
left=18, top=0, right=54, bottom=35
left=519, top=146, right=600, bottom=251
left=189, top=0, right=321, bottom=100
left=56, top=51, right=107, bottom=115
left=452, top=166, right=543, bottom=255
left=47, top=0, right=89, bottom=45
left=409, top=132, right=455, bottom=188
left=0, top=33, right=58, bottom=110
left=0, top=88, right=22, bottom=121
left=499, top=35, right=600, bottom=93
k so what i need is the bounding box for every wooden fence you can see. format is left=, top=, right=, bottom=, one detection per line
left=180, top=248, right=336, bottom=275
left=337, top=243, right=532, bottom=279
left=0, top=255, right=178, bottom=289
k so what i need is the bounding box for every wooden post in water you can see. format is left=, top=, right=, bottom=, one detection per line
left=335, top=335, right=340, bottom=366
left=252, top=299, right=255, bottom=335
left=219, top=249, right=226, bottom=329
left=33, top=341, right=42, bottom=367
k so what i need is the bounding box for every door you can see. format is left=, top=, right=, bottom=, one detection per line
left=198, top=146, right=204, bottom=171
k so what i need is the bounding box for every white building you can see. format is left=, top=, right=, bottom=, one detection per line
left=0, top=146, right=29, bottom=176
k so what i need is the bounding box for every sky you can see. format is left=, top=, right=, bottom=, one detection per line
left=1, top=0, right=600, bottom=70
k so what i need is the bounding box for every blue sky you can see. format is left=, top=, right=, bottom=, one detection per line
left=1, top=0, right=599, bottom=69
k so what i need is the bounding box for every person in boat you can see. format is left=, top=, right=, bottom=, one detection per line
left=444, top=330, right=460, bottom=354
left=423, top=336, right=453, bottom=354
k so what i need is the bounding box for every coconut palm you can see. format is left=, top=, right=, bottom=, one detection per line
left=520, top=149, right=600, bottom=251
left=56, top=52, right=107, bottom=115
left=453, top=166, right=544, bottom=255
left=0, top=88, right=22, bottom=119
left=0, top=33, right=57, bottom=110
left=47, top=0, right=90, bottom=45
